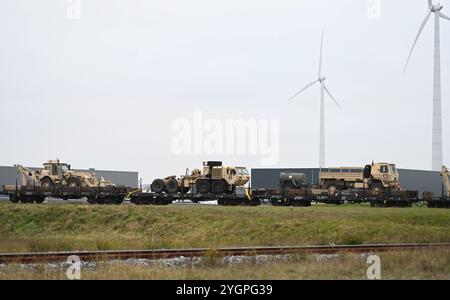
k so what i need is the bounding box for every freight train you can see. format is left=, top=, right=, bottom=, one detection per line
left=1, top=161, right=449, bottom=208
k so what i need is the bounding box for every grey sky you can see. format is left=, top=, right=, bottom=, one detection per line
left=1, top=0, right=449, bottom=183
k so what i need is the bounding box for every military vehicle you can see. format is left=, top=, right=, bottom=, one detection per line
left=29, top=160, right=114, bottom=188
left=16, top=165, right=41, bottom=187
left=319, top=162, right=400, bottom=193
left=279, top=172, right=308, bottom=191
left=151, top=161, right=250, bottom=195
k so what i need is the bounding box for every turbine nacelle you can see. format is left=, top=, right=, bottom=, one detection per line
left=431, top=4, right=443, bottom=12
left=319, top=76, right=327, bottom=82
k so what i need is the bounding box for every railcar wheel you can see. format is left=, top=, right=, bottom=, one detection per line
left=9, top=195, right=19, bottom=203
left=35, top=196, right=45, bottom=204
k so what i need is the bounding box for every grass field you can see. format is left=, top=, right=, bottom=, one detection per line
left=1, top=250, right=449, bottom=279
left=0, top=202, right=449, bottom=253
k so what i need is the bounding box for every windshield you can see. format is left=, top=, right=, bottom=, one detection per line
left=389, top=164, right=398, bottom=174
left=236, top=167, right=249, bottom=175
left=61, top=164, right=69, bottom=174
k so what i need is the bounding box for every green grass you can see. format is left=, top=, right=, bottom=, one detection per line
left=1, top=250, right=449, bottom=280
left=0, top=203, right=449, bottom=253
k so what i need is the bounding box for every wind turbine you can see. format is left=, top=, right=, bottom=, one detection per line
left=289, top=29, right=341, bottom=168
left=404, top=0, right=450, bottom=171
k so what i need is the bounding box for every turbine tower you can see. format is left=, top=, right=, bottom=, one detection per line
left=290, top=29, right=341, bottom=168
left=404, top=0, right=450, bottom=171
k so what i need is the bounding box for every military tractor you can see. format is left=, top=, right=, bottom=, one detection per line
left=279, top=172, right=308, bottom=192
left=151, top=161, right=250, bottom=195
left=22, top=160, right=114, bottom=188
left=319, top=162, right=400, bottom=194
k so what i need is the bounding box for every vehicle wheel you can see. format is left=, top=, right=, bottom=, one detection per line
left=196, top=180, right=211, bottom=194
left=41, top=177, right=54, bottom=188
left=165, top=178, right=179, bottom=194
left=9, top=195, right=19, bottom=203
left=114, top=196, right=124, bottom=205
left=371, top=182, right=384, bottom=192
left=212, top=180, right=227, bottom=195
left=327, top=185, right=337, bottom=197
left=67, top=178, right=81, bottom=188
left=151, top=179, right=166, bottom=193
left=87, top=197, right=97, bottom=204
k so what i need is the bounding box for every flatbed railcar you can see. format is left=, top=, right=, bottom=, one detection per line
left=250, top=187, right=421, bottom=208
left=129, top=191, right=260, bottom=206
left=2, top=184, right=129, bottom=205
left=2, top=184, right=449, bottom=209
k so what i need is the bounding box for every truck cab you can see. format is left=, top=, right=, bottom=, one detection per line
left=366, top=162, right=399, bottom=189
left=42, top=160, right=70, bottom=177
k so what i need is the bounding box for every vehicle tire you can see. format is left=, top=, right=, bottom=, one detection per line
left=371, top=182, right=384, bottom=192
left=41, top=177, right=54, bottom=188
left=196, top=180, right=211, bottom=194
left=165, top=178, right=179, bottom=194
left=67, top=178, right=81, bottom=188
left=151, top=179, right=166, bottom=193
left=212, top=180, right=227, bottom=195
left=327, top=185, right=337, bottom=197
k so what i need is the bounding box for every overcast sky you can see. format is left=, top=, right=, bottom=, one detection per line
left=1, top=0, right=449, bottom=183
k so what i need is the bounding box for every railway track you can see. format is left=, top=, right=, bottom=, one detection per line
left=1, top=243, right=449, bottom=264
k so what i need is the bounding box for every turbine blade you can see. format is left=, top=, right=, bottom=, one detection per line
left=404, top=9, right=432, bottom=74
left=428, top=0, right=432, bottom=9
left=439, top=12, right=450, bottom=20
left=318, top=28, right=325, bottom=77
left=323, top=83, right=342, bottom=109
left=289, top=80, right=319, bottom=101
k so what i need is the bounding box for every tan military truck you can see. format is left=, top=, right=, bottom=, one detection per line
left=151, top=161, right=250, bottom=195
left=319, top=162, right=400, bottom=194
left=36, top=160, right=114, bottom=188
